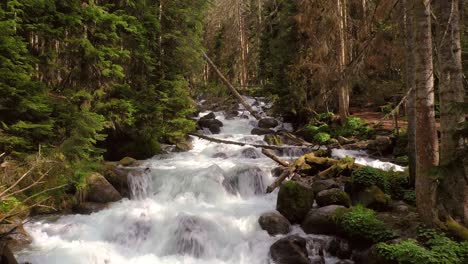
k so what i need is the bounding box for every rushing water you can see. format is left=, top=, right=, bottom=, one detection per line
left=17, top=98, right=403, bottom=264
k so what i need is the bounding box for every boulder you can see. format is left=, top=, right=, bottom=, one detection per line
left=258, top=212, right=291, bottom=236
left=258, top=118, right=279, bottom=129
left=277, top=181, right=314, bottom=223
left=241, top=147, right=260, bottom=159
left=251, top=128, right=275, bottom=135
left=0, top=221, right=32, bottom=250
left=74, top=202, right=108, bottom=215
left=224, top=110, right=239, bottom=119
left=207, top=123, right=221, bottom=134
left=175, top=140, right=194, bottom=152
left=301, top=205, right=346, bottom=235
left=354, top=185, right=390, bottom=211
left=198, top=118, right=223, bottom=128
left=102, top=162, right=130, bottom=197
left=0, top=242, right=19, bottom=264
left=311, top=179, right=339, bottom=195
left=316, top=188, right=351, bottom=207
left=269, top=235, right=310, bottom=264
left=86, top=172, right=122, bottom=203
left=200, top=112, right=216, bottom=120
left=118, top=156, right=138, bottom=167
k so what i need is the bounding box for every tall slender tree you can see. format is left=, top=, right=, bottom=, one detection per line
left=435, top=0, right=467, bottom=225
left=414, top=0, right=439, bottom=225
left=403, top=0, right=417, bottom=186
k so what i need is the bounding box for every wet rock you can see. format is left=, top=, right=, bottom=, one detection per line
left=198, top=118, right=223, bottom=134
left=258, top=212, right=291, bottom=236
left=102, top=162, right=130, bottom=197
left=316, top=188, right=351, bottom=208
left=212, top=152, right=228, bottom=159
left=258, top=118, right=279, bottom=129
left=0, top=221, right=32, bottom=250
left=224, top=110, right=239, bottom=119
left=338, top=136, right=356, bottom=145
left=390, top=200, right=410, bottom=213
left=309, top=256, right=325, bottom=264
left=301, top=205, right=346, bottom=235
left=354, top=185, right=390, bottom=211
left=251, top=127, right=275, bottom=135
left=175, top=139, right=194, bottom=152
left=240, top=114, right=249, bottom=119
left=277, top=181, right=314, bottom=223
left=328, top=237, right=352, bottom=259
left=269, top=235, right=310, bottom=264
left=0, top=242, right=19, bottom=264
left=241, top=147, right=261, bottom=159
left=86, top=172, right=122, bottom=203
left=118, top=156, right=139, bottom=167
left=311, top=179, right=339, bottom=195
left=200, top=112, right=216, bottom=120
left=207, top=123, right=221, bottom=134
left=74, top=202, right=108, bottom=215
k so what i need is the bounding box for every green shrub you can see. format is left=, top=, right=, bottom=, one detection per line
left=316, top=112, right=335, bottom=123
left=403, top=190, right=416, bottom=205
left=352, top=166, right=411, bottom=200
left=331, top=117, right=375, bottom=138
left=313, top=132, right=331, bottom=144
left=334, top=205, right=396, bottom=243
left=0, top=196, right=22, bottom=213
left=352, top=166, right=390, bottom=192
left=376, top=232, right=468, bottom=264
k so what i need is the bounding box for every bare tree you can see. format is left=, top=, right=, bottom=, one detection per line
left=414, top=0, right=440, bottom=225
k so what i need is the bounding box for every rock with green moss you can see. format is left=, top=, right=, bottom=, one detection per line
left=264, top=134, right=282, bottom=145
left=301, top=205, right=346, bottom=235
left=334, top=205, right=397, bottom=244
left=277, top=181, right=314, bottom=223
left=118, top=156, right=138, bottom=167
left=354, top=185, right=391, bottom=211
left=86, top=172, right=122, bottom=203
left=316, top=188, right=351, bottom=207
left=269, top=235, right=310, bottom=264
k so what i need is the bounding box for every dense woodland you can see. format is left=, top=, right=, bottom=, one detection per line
left=1, top=0, right=468, bottom=263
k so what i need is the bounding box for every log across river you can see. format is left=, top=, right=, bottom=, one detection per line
left=16, top=97, right=403, bottom=264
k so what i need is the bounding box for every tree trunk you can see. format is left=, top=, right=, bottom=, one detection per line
left=403, top=0, right=417, bottom=186
left=338, top=0, right=350, bottom=125
left=414, top=0, right=439, bottom=225
left=435, top=0, right=468, bottom=225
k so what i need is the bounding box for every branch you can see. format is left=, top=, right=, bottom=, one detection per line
left=189, top=133, right=316, bottom=151
left=0, top=166, right=36, bottom=198
left=261, top=148, right=289, bottom=166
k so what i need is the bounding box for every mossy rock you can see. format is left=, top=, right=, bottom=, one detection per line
left=354, top=185, right=391, bottom=211
left=333, top=205, right=397, bottom=244
left=276, top=181, right=314, bottom=223
left=316, top=188, right=351, bottom=208
left=264, top=134, right=282, bottom=145
left=118, top=156, right=138, bottom=167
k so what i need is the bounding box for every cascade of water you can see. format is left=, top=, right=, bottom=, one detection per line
left=17, top=97, right=404, bottom=264
left=128, top=168, right=153, bottom=200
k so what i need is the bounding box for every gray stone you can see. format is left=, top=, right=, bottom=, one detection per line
left=269, top=235, right=310, bottom=264
left=301, top=205, right=345, bottom=235
left=258, top=212, right=291, bottom=236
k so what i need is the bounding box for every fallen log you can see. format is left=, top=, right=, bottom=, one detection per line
left=266, top=166, right=296, bottom=193
left=261, top=148, right=289, bottom=167
left=189, top=133, right=315, bottom=151
left=202, top=51, right=262, bottom=120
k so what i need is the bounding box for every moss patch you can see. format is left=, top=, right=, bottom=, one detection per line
left=277, top=181, right=314, bottom=223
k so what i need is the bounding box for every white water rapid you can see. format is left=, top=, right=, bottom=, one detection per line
left=17, top=98, right=403, bottom=264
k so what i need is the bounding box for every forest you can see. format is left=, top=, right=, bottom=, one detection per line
left=0, top=0, right=467, bottom=264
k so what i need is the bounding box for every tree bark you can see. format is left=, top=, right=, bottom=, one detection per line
left=414, top=0, right=439, bottom=225
left=403, top=0, right=417, bottom=187
left=435, top=0, right=467, bottom=225
left=338, top=0, right=350, bottom=125
left=201, top=51, right=262, bottom=120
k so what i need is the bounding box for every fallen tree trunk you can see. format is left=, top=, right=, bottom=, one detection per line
left=202, top=51, right=262, bottom=120
left=267, top=166, right=296, bottom=193
left=189, top=133, right=315, bottom=151
left=261, top=148, right=289, bottom=166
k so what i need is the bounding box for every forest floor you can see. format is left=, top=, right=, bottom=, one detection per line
left=350, top=107, right=407, bottom=131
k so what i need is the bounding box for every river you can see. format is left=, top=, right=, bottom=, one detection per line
left=17, top=98, right=403, bottom=264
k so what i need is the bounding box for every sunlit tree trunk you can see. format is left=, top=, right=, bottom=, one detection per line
left=338, top=0, right=349, bottom=125
left=435, top=0, right=467, bottom=225
left=238, top=0, right=249, bottom=87
left=403, top=0, right=417, bottom=186
left=414, top=0, right=439, bottom=225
